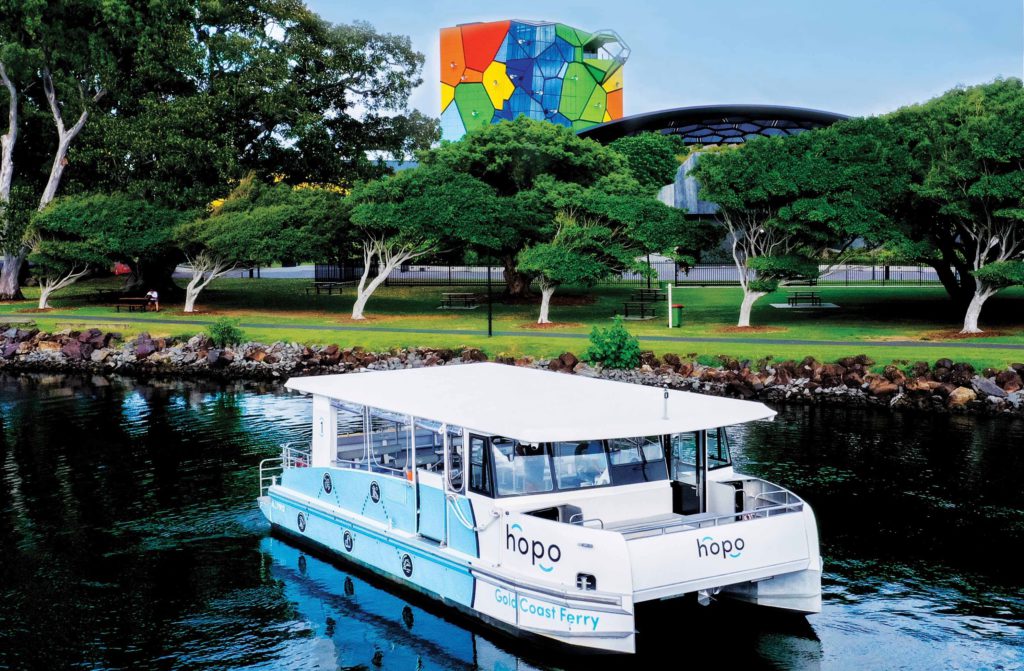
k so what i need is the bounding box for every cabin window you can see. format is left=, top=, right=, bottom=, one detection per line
left=552, top=440, right=610, bottom=489
left=707, top=427, right=732, bottom=470
left=413, top=419, right=444, bottom=471
left=447, top=427, right=465, bottom=492
left=607, top=436, right=669, bottom=484
left=469, top=435, right=493, bottom=496
left=492, top=439, right=554, bottom=496
left=334, top=402, right=367, bottom=466
left=669, top=432, right=698, bottom=482
left=368, top=408, right=411, bottom=476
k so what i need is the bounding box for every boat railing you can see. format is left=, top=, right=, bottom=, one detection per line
left=259, top=457, right=283, bottom=497
left=282, top=442, right=312, bottom=469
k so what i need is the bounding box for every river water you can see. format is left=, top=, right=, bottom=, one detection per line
left=0, top=373, right=1020, bottom=670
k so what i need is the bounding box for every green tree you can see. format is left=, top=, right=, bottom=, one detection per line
left=518, top=211, right=641, bottom=324
left=348, top=165, right=502, bottom=319
left=30, top=193, right=187, bottom=307
left=608, top=132, right=683, bottom=194
left=885, top=79, right=1024, bottom=333
left=420, top=117, right=626, bottom=297
left=177, top=177, right=348, bottom=312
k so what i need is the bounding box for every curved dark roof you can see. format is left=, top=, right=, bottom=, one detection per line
left=577, top=104, right=849, bottom=145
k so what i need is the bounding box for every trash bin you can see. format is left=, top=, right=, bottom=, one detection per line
left=671, top=303, right=684, bottom=328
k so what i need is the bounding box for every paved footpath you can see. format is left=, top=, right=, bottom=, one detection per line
left=33, top=313, right=1024, bottom=351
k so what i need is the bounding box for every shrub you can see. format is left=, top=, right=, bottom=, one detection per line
left=207, top=317, right=246, bottom=348
left=584, top=316, right=641, bottom=369
left=695, top=354, right=719, bottom=367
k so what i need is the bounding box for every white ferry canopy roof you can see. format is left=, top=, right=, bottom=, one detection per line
left=285, top=363, right=775, bottom=443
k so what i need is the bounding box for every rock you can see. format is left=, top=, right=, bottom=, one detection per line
left=947, top=387, right=977, bottom=407
left=971, top=375, right=1007, bottom=398
left=1, top=327, right=17, bottom=341
left=1009, top=362, right=1024, bottom=375
left=558, top=352, right=579, bottom=369
left=2, top=343, right=18, bottom=359
left=135, top=339, right=156, bottom=359
left=246, top=348, right=267, bottom=362
left=995, top=370, right=1022, bottom=393
left=935, top=383, right=957, bottom=398
left=639, top=351, right=658, bottom=367
left=949, top=362, right=975, bottom=387
left=818, top=363, right=846, bottom=388
left=462, top=348, right=488, bottom=362
left=37, top=340, right=61, bottom=352
left=935, top=358, right=954, bottom=370
left=868, top=379, right=899, bottom=396
left=61, top=340, right=83, bottom=360
left=1007, top=391, right=1022, bottom=409
left=843, top=371, right=863, bottom=388
left=932, top=366, right=951, bottom=383
left=207, top=349, right=222, bottom=365
left=908, top=361, right=931, bottom=378
left=547, top=358, right=565, bottom=373
left=882, top=364, right=907, bottom=385
left=77, top=328, right=102, bottom=343
left=663, top=353, right=681, bottom=370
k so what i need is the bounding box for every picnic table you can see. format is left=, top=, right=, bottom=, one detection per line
left=440, top=292, right=480, bottom=309
left=622, top=301, right=656, bottom=319
left=787, top=291, right=822, bottom=307
left=631, top=288, right=667, bottom=302
left=115, top=297, right=151, bottom=312
left=305, top=281, right=344, bottom=296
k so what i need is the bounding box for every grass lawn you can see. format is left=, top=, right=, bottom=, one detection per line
left=2, top=278, right=1023, bottom=369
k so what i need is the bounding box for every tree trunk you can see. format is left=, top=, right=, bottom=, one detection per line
left=38, top=285, right=53, bottom=309
left=351, top=266, right=394, bottom=320
left=930, top=260, right=973, bottom=307
left=960, top=284, right=996, bottom=334
left=183, top=284, right=200, bottom=312
left=0, top=251, right=25, bottom=300
left=537, top=284, right=555, bottom=324
left=502, top=254, right=532, bottom=298
left=0, top=60, right=16, bottom=203
left=737, top=289, right=767, bottom=328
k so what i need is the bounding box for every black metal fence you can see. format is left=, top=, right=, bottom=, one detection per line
left=315, top=262, right=946, bottom=288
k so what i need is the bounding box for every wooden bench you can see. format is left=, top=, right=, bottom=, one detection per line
left=305, top=281, right=344, bottom=295
left=787, top=291, right=822, bottom=307
left=440, top=292, right=480, bottom=309
left=115, top=297, right=151, bottom=312
left=623, top=301, right=656, bottom=319
left=630, top=288, right=667, bottom=302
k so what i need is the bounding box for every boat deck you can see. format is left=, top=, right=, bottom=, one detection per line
left=604, top=512, right=728, bottom=539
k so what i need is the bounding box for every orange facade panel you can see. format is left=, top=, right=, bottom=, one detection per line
left=440, top=26, right=466, bottom=87
left=461, top=20, right=510, bottom=71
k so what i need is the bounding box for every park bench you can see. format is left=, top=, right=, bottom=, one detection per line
left=630, top=288, right=667, bottom=302
left=115, top=297, right=151, bottom=312
left=305, top=281, right=345, bottom=296
left=787, top=291, right=822, bottom=307
left=622, top=301, right=656, bottom=319
left=440, top=292, right=480, bottom=309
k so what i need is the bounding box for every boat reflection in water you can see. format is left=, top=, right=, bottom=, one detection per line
left=261, top=535, right=545, bottom=670
left=261, top=533, right=822, bottom=669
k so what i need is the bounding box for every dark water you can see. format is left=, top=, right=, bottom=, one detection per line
left=0, top=373, right=1021, bottom=671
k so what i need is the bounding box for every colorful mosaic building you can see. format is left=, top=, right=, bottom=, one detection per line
left=440, top=20, right=629, bottom=141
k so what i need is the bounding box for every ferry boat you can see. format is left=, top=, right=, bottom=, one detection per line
left=257, top=363, right=821, bottom=654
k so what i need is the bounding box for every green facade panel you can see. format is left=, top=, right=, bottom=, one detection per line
left=454, top=83, right=494, bottom=132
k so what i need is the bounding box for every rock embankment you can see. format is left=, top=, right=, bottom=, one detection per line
left=1, top=327, right=1022, bottom=416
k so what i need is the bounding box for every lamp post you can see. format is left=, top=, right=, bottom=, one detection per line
left=486, top=262, right=493, bottom=337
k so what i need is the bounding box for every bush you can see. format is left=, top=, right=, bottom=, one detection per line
left=584, top=316, right=641, bottom=369
left=207, top=317, right=246, bottom=348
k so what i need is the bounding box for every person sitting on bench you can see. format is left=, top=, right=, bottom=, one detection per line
left=146, top=289, right=159, bottom=312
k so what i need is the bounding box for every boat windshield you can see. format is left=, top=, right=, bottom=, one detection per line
left=492, top=439, right=554, bottom=496
left=552, top=440, right=610, bottom=489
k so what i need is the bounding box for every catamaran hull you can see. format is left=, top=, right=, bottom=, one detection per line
left=260, top=490, right=638, bottom=654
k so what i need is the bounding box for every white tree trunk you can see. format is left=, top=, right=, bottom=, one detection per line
left=36, top=266, right=89, bottom=309
left=38, top=67, right=102, bottom=211
left=737, top=289, right=767, bottom=328
left=537, top=284, right=556, bottom=324
left=0, top=250, right=25, bottom=300
left=350, top=239, right=434, bottom=320
left=960, top=285, right=996, bottom=334
left=0, top=60, right=16, bottom=203
left=183, top=252, right=234, bottom=312
left=351, top=263, right=398, bottom=320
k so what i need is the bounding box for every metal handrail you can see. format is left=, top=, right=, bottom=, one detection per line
left=259, top=457, right=283, bottom=497
left=282, top=442, right=311, bottom=469
left=569, top=513, right=605, bottom=529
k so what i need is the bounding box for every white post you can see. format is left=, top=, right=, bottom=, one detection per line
left=310, top=395, right=338, bottom=468
left=667, top=284, right=673, bottom=328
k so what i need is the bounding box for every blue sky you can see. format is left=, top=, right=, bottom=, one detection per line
left=307, top=0, right=1023, bottom=119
